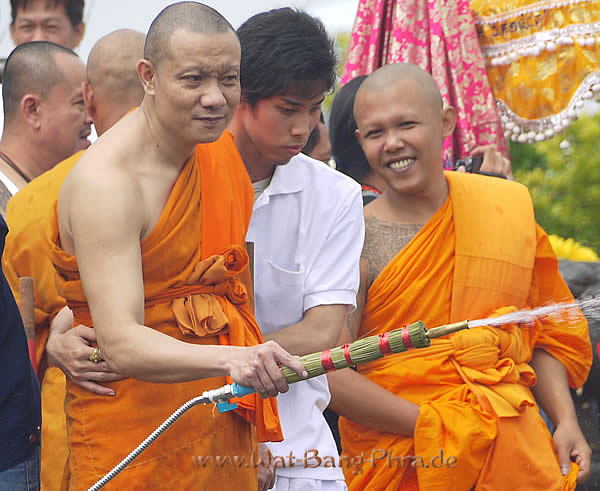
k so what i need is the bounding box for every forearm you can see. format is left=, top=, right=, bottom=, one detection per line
left=327, top=368, right=419, bottom=436
left=263, top=322, right=338, bottom=356
left=530, top=348, right=577, bottom=426
left=98, top=322, right=237, bottom=383
left=263, top=304, right=347, bottom=356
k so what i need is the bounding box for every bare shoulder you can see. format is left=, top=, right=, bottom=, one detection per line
left=362, top=213, right=423, bottom=288
left=58, top=120, right=146, bottom=253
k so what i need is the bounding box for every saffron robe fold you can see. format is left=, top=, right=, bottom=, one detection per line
left=44, top=132, right=282, bottom=490
left=339, top=171, right=591, bottom=490
left=3, top=150, right=82, bottom=491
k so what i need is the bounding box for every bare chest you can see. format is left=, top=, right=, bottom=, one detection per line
left=363, top=215, right=424, bottom=288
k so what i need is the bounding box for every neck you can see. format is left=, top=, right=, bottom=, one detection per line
left=139, top=102, right=195, bottom=171
left=0, top=133, right=52, bottom=181
left=380, top=174, right=449, bottom=224
left=362, top=172, right=386, bottom=193
left=228, top=115, right=275, bottom=183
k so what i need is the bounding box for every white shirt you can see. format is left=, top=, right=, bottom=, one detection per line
left=247, top=153, right=364, bottom=480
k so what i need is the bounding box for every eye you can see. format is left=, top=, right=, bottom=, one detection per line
left=45, top=24, right=59, bottom=32
left=366, top=129, right=382, bottom=139
left=182, top=74, right=203, bottom=83
left=400, top=121, right=417, bottom=128
left=279, top=107, right=296, bottom=115
left=222, top=74, right=238, bottom=83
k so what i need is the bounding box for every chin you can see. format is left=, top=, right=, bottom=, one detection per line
left=195, top=129, right=227, bottom=144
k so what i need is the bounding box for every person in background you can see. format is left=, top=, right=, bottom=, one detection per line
left=0, top=41, right=91, bottom=217
left=0, top=213, right=41, bottom=491
left=303, top=114, right=332, bottom=164
left=9, top=0, right=85, bottom=49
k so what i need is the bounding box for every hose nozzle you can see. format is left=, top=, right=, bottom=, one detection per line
left=427, top=320, right=469, bottom=339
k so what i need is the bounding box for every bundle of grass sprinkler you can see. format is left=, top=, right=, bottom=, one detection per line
left=89, top=318, right=471, bottom=490
left=281, top=320, right=470, bottom=383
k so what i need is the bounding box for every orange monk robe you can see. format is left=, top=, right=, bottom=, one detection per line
left=339, top=171, right=591, bottom=491
left=44, top=131, right=282, bottom=491
left=3, top=150, right=84, bottom=491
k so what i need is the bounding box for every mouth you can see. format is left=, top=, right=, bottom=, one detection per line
left=286, top=145, right=305, bottom=156
left=387, top=157, right=416, bottom=171
left=195, top=115, right=226, bottom=122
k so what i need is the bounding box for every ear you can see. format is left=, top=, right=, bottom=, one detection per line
left=20, top=94, right=42, bottom=130
left=354, top=128, right=362, bottom=143
left=137, top=59, right=156, bottom=96
left=82, top=81, right=95, bottom=119
left=72, top=22, right=85, bottom=48
left=441, top=105, right=457, bottom=138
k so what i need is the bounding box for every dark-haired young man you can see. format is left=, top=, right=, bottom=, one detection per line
left=230, top=8, right=364, bottom=490
left=10, top=0, right=85, bottom=49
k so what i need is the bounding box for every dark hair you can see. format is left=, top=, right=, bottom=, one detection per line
left=302, top=113, right=325, bottom=155
left=237, top=8, right=337, bottom=106
left=2, top=41, right=77, bottom=121
left=11, top=0, right=84, bottom=28
left=329, top=75, right=371, bottom=181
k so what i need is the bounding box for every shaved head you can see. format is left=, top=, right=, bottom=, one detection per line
left=144, top=1, right=236, bottom=68
left=354, top=63, right=443, bottom=123
left=87, top=29, right=145, bottom=110
left=2, top=41, right=78, bottom=122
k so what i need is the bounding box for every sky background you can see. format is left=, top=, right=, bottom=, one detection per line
left=0, top=0, right=360, bottom=60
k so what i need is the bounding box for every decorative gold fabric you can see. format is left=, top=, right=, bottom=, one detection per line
left=472, top=0, right=600, bottom=142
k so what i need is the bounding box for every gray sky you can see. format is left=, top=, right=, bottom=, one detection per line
left=0, top=0, right=359, bottom=60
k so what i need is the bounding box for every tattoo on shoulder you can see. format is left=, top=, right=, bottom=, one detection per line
left=362, top=215, right=423, bottom=288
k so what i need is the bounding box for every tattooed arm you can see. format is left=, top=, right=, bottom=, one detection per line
left=327, top=215, right=421, bottom=436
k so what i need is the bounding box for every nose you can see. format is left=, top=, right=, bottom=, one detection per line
left=31, top=27, right=50, bottom=42
left=383, top=128, right=405, bottom=154
left=200, top=80, right=226, bottom=110
left=290, top=113, right=312, bottom=140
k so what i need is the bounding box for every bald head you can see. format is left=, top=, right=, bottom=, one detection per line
left=86, top=29, right=145, bottom=110
left=2, top=41, right=78, bottom=122
left=354, top=63, right=443, bottom=123
left=144, top=1, right=236, bottom=68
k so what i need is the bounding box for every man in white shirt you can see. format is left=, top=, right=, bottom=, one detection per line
left=230, top=9, right=364, bottom=491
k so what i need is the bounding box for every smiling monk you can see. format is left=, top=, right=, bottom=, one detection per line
left=43, top=2, right=305, bottom=489
left=327, top=63, right=592, bottom=491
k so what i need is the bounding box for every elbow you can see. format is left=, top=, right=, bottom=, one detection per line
left=97, top=335, right=135, bottom=377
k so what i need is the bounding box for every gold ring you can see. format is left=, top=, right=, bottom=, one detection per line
left=89, top=347, right=103, bottom=364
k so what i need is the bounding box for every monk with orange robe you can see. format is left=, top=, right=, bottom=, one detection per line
left=3, top=29, right=147, bottom=490
left=327, top=63, right=592, bottom=490
left=41, top=3, right=305, bottom=489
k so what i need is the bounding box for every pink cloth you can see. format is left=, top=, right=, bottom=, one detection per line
left=343, top=0, right=508, bottom=168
